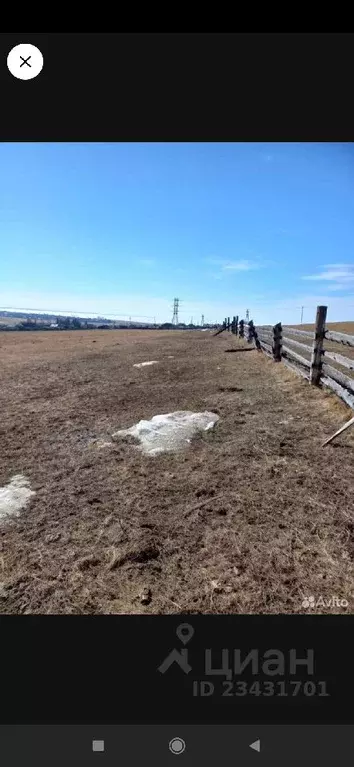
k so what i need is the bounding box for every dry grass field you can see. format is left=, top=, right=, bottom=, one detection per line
left=292, top=322, right=354, bottom=334
left=0, top=328, right=353, bottom=615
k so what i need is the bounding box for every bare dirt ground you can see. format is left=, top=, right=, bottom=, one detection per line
left=0, top=329, right=353, bottom=615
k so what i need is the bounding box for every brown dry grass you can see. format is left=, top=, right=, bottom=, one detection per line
left=0, top=329, right=353, bottom=615
left=292, top=321, right=354, bottom=334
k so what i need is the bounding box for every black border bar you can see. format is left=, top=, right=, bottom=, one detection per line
left=0, top=615, right=351, bottom=724
left=0, top=33, right=353, bottom=140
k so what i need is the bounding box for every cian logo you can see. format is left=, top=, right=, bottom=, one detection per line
left=158, top=623, right=194, bottom=674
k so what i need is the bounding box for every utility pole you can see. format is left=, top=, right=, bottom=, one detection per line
left=300, top=306, right=304, bottom=324
left=246, top=309, right=249, bottom=321
left=201, top=314, right=204, bottom=326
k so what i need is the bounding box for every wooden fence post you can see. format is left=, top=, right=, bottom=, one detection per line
left=273, top=322, right=282, bottom=361
left=252, top=322, right=262, bottom=351
left=310, top=305, right=327, bottom=385
left=239, top=319, right=244, bottom=338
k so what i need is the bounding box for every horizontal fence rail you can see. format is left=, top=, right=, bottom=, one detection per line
left=216, top=306, right=354, bottom=412
left=321, top=377, right=354, bottom=410
left=282, top=326, right=314, bottom=340
left=323, top=350, right=354, bottom=372
left=325, top=329, right=354, bottom=348
left=281, top=335, right=312, bottom=353
left=322, top=362, right=354, bottom=394
left=282, top=344, right=311, bottom=369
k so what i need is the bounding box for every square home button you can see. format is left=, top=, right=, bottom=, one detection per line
left=92, top=740, right=105, bottom=752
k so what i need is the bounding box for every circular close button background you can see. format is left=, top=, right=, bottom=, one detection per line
left=7, top=44, right=44, bottom=80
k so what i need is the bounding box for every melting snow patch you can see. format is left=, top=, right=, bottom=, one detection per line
left=0, top=474, right=35, bottom=521
left=133, top=360, right=158, bottom=368
left=113, top=410, right=220, bottom=455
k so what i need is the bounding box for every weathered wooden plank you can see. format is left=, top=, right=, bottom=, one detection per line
left=213, top=325, right=227, bottom=337
left=310, top=306, right=327, bottom=386
left=321, top=376, right=354, bottom=410
left=322, top=414, right=354, bottom=446
left=322, top=362, right=354, bottom=394
left=257, top=330, right=273, bottom=342
left=258, top=338, right=273, bottom=349
left=247, top=320, right=258, bottom=344
left=282, top=358, right=310, bottom=380
left=282, top=335, right=312, bottom=353
left=251, top=323, right=262, bottom=351
left=282, top=326, right=314, bottom=340
left=325, top=329, right=354, bottom=348
left=259, top=339, right=273, bottom=356
left=324, top=349, right=354, bottom=372
left=282, top=344, right=311, bottom=368
left=273, top=322, right=282, bottom=362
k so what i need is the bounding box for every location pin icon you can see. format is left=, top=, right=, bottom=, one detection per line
left=176, top=623, right=194, bottom=645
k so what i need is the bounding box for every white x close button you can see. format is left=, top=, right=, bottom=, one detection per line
left=7, top=43, right=43, bottom=80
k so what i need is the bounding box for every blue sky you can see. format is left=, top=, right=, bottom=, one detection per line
left=1, top=142, right=354, bottom=324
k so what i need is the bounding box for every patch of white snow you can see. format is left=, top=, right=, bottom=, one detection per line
left=113, top=410, right=220, bottom=456
left=0, top=475, right=35, bottom=521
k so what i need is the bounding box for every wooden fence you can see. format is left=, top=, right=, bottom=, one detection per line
left=216, top=307, right=354, bottom=411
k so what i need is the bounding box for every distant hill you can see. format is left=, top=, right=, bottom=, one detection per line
left=0, top=310, right=154, bottom=329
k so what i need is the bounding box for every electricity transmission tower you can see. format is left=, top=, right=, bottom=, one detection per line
left=201, top=314, right=204, bottom=326
left=171, top=297, right=179, bottom=325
